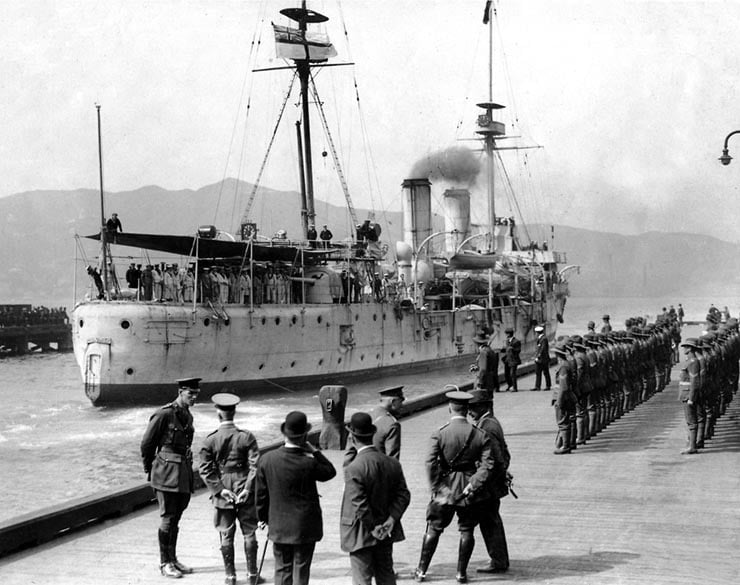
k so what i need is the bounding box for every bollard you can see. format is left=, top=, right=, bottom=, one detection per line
left=318, top=385, right=348, bottom=449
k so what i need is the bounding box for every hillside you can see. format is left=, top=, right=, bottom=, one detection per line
left=1, top=180, right=738, bottom=304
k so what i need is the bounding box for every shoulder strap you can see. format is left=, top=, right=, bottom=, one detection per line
left=447, top=426, right=476, bottom=468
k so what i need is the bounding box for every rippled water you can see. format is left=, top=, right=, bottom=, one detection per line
left=0, top=295, right=733, bottom=522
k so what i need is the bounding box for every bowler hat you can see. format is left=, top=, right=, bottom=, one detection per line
left=473, top=333, right=490, bottom=345
left=504, top=327, right=514, bottom=335
left=346, top=412, right=377, bottom=437
left=281, top=411, right=311, bottom=438
left=603, top=314, right=610, bottom=320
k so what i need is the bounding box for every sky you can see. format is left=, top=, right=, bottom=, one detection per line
left=2, top=0, right=740, bottom=243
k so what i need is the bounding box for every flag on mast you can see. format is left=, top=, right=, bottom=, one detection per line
left=273, top=24, right=337, bottom=61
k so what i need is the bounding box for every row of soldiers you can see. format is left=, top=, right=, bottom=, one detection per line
left=551, top=316, right=681, bottom=454
left=0, top=305, right=69, bottom=327
left=678, top=318, right=739, bottom=454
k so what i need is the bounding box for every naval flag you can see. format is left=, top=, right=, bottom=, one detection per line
left=273, top=24, right=337, bottom=61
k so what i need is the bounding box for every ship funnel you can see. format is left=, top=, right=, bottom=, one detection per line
left=402, top=178, right=432, bottom=252
left=442, top=188, right=470, bottom=253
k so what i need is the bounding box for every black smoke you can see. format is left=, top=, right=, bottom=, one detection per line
left=409, top=146, right=481, bottom=184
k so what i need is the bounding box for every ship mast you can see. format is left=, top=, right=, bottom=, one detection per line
left=477, top=1, right=506, bottom=253
left=280, top=1, right=328, bottom=238
left=96, top=104, right=109, bottom=299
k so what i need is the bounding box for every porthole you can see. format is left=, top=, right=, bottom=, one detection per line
left=78, top=319, right=84, bottom=328
left=400, top=350, right=405, bottom=356
left=261, top=317, right=267, bottom=325
left=222, top=366, right=228, bottom=372
left=318, top=358, right=324, bottom=366
left=120, top=320, right=131, bottom=329
left=125, top=367, right=134, bottom=375
left=391, top=352, right=395, bottom=358
left=376, top=353, right=380, bottom=360
left=355, top=314, right=359, bottom=321
left=204, top=318, right=210, bottom=327
left=382, top=313, right=386, bottom=321
left=290, top=361, right=296, bottom=367
left=275, top=317, right=281, bottom=326
left=360, top=354, right=365, bottom=361
left=317, top=315, right=322, bottom=324
left=373, top=314, right=378, bottom=321
left=259, top=363, right=265, bottom=370
left=291, top=315, right=297, bottom=325
left=337, top=357, right=342, bottom=364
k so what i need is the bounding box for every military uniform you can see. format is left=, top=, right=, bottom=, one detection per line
left=415, top=391, right=495, bottom=583
left=552, top=343, right=576, bottom=454
left=372, top=386, right=405, bottom=459
left=199, top=393, right=261, bottom=585
left=468, top=390, right=510, bottom=574
left=678, top=340, right=701, bottom=454
left=140, top=377, right=200, bottom=578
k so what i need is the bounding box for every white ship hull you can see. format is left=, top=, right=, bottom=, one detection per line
left=73, top=294, right=564, bottom=404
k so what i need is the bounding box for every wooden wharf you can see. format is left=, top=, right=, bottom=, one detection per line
left=0, top=323, right=72, bottom=355
left=1, top=349, right=739, bottom=583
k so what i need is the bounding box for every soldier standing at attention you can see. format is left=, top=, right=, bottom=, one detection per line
left=199, top=393, right=262, bottom=585
left=470, top=333, right=499, bottom=393
left=552, top=343, right=576, bottom=454
left=601, top=314, right=613, bottom=333
left=373, top=386, right=405, bottom=459
left=256, top=411, right=336, bottom=585
left=414, top=389, right=494, bottom=583
left=532, top=325, right=551, bottom=391
left=468, top=390, right=510, bottom=574
left=678, top=340, right=702, bottom=455
left=140, top=377, right=201, bottom=578
left=340, top=412, right=411, bottom=585
left=501, top=328, right=521, bottom=392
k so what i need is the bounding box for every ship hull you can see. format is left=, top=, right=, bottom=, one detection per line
left=72, top=296, right=564, bottom=405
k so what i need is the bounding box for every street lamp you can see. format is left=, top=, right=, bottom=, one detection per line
left=719, top=130, right=740, bottom=166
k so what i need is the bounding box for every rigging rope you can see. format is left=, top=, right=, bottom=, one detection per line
left=240, top=71, right=299, bottom=225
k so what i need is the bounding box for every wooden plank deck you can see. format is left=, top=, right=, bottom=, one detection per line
left=1, top=364, right=739, bottom=584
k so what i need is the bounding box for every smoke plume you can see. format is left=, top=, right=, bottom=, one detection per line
left=409, top=146, right=481, bottom=185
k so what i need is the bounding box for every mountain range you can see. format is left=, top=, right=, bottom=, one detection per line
left=1, top=179, right=738, bottom=305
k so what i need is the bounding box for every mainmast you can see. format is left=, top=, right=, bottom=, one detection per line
left=279, top=1, right=329, bottom=238
left=477, top=1, right=506, bottom=253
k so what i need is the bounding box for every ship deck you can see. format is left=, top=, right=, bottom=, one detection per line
left=1, top=361, right=739, bottom=583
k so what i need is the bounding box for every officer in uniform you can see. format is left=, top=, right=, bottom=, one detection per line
left=372, top=386, right=405, bottom=459
left=414, top=389, right=494, bottom=583
left=532, top=325, right=551, bottom=391
left=501, top=328, right=521, bottom=392
left=141, top=377, right=200, bottom=578
left=470, top=333, right=499, bottom=393
left=678, top=339, right=702, bottom=454
left=468, top=390, right=510, bottom=574
left=199, top=393, right=262, bottom=585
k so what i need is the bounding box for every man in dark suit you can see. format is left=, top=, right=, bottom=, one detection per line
left=470, top=334, right=499, bottom=393
left=501, top=328, right=521, bottom=392
left=140, top=377, right=200, bottom=578
left=199, top=393, right=261, bottom=585
left=532, top=325, right=551, bottom=391
left=414, top=389, right=495, bottom=583
left=340, top=412, right=411, bottom=585
left=256, top=411, right=336, bottom=585
left=468, top=390, right=510, bottom=574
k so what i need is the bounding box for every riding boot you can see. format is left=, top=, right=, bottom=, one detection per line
left=569, top=419, right=577, bottom=450
left=159, top=529, right=182, bottom=578
left=554, top=427, right=571, bottom=454
left=681, top=428, right=698, bottom=454
left=221, top=545, right=237, bottom=585
left=170, top=527, right=193, bottom=574
left=245, top=536, right=262, bottom=584
left=588, top=411, right=599, bottom=437
left=456, top=532, right=475, bottom=583
left=414, top=532, right=439, bottom=582
left=576, top=416, right=587, bottom=445
left=696, top=420, right=706, bottom=449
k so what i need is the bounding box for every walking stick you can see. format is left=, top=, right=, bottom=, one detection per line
left=256, top=525, right=268, bottom=581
